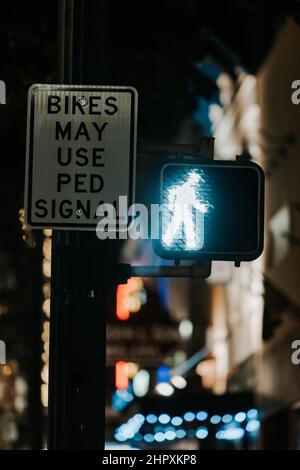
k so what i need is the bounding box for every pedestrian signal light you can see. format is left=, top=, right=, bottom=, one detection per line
left=154, top=161, right=264, bottom=263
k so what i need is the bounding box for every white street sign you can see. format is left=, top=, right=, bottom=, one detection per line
left=25, top=84, right=137, bottom=229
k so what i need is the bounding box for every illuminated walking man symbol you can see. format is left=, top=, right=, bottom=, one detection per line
left=163, top=171, right=210, bottom=250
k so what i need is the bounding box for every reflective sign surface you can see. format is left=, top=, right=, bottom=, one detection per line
left=25, top=84, right=138, bottom=230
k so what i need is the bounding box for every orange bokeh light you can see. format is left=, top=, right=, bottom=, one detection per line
left=116, top=277, right=143, bottom=320
left=115, top=361, right=129, bottom=390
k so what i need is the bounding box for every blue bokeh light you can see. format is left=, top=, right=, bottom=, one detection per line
left=247, top=409, right=258, bottom=420
left=196, top=411, right=208, bottom=421
left=146, top=414, right=157, bottom=424
left=176, top=429, right=186, bottom=439
left=222, top=414, right=233, bottom=424
left=196, top=427, right=209, bottom=439
left=246, top=419, right=260, bottom=433
left=171, top=416, right=183, bottom=426
left=210, top=415, right=221, bottom=425
left=165, top=430, right=176, bottom=441
left=183, top=411, right=195, bottom=422
left=217, top=427, right=245, bottom=441
left=234, top=412, right=247, bottom=423
left=158, top=414, right=171, bottom=424
left=154, top=432, right=165, bottom=443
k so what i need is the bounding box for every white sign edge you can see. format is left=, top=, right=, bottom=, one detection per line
left=24, top=84, right=138, bottom=231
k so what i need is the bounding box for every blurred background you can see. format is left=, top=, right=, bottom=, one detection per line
left=1, top=0, right=300, bottom=450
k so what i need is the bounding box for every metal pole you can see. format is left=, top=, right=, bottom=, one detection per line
left=48, top=0, right=109, bottom=449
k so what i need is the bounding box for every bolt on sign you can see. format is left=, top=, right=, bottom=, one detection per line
left=25, top=84, right=138, bottom=229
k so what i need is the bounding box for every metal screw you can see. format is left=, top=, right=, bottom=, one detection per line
left=78, top=96, right=88, bottom=106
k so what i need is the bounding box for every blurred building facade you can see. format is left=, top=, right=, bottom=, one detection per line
left=204, top=18, right=300, bottom=449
